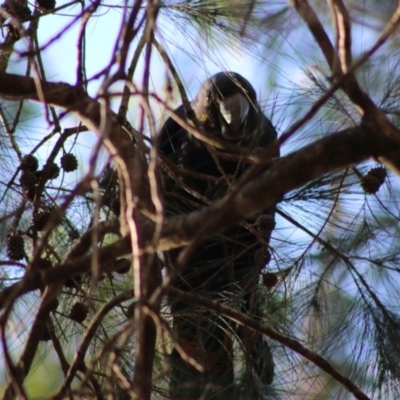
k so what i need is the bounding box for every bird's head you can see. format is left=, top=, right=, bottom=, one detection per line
left=192, top=71, right=258, bottom=141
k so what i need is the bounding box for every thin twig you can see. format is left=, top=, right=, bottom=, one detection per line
left=53, top=291, right=133, bottom=400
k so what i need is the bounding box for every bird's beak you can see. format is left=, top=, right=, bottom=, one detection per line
left=218, top=93, right=250, bottom=140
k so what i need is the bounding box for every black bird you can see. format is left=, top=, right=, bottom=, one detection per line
left=159, top=71, right=278, bottom=399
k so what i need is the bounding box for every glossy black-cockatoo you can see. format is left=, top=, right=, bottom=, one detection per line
left=159, top=71, right=278, bottom=399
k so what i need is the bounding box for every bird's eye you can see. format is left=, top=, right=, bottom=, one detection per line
left=206, top=91, right=212, bottom=102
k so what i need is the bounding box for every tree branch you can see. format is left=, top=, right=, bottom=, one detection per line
left=0, top=71, right=138, bottom=236
left=329, top=0, right=352, bottom=74
left=168, top=287, right=372, bottom=400
left=1, top=73, right=400, bottom=315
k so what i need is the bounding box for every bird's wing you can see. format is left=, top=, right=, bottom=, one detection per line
left=158, top=104, right=188, bottom=163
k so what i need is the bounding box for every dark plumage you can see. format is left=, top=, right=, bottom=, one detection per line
left=160, top=72, right=276, bottom=191
left=159, top=71, right=278, bottom=399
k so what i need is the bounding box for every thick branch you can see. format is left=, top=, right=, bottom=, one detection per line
left=0, top=73, right=400, bottom=313
left=2, top=125, right=399, bottom=310
left=156, top=125, right=398, bottom=252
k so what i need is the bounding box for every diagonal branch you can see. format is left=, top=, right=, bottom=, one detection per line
left=328, top=0, right=352, bottom=74
left=292, top=0, right=375, bottom=114
left=168, top=287, right=372, bottom=400
left=1, top=74, right=400, bottom=312
left=3, top=284, right=63, bottom=399
left=292, top=0, right=335, bottom=70
left=291, top=0, right=400, bottom=160
left=53, top=290, right=133, bottom=400
left=0, top=125, right=400, bottom=311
